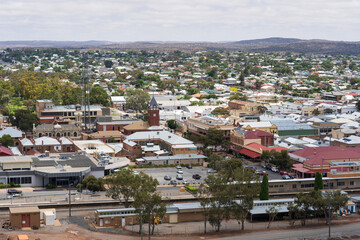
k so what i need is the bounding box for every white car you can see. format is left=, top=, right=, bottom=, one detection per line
left=133, top=170, right=139, bottom=175
left=176, top=174, right=183, bottom=180
left=208, top=169, right=217, bottom=173
left=177, top=169, right=184, bottom=174
left=182, top=179, right=189, bottom=185
left=176, top=165, right=182, bottom=170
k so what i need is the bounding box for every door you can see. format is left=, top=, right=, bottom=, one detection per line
left=121, top=217, right=125, bottom=227
left=169, top=214, right=178, bottom=223
left=99, top=218, right=103, bottom=227
left=22, top=214, right=30, bottom=228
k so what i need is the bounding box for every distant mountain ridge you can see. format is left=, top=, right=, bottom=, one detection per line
left=1, top=38, right=360, bottom=54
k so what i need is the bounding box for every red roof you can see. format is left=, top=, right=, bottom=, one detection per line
left=239, top=148, right=261, bottom=158
left=246, top=142, right=288, bottom=153
left=0, top=147, right=12, bottom=156
left=244, top=130, right=273, bottom=139
left=292, top=147, right=360, bottom=165
left=292, top=163, right=326, bottom=174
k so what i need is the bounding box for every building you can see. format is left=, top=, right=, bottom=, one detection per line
left=230, top=128, right=274, bottom=147
left=73, top=140, right=115, bottom=157
left=111, top=96, right=126, bottom=109
left=33, top=123, right=81, bottom=139
left=19, top=137, right=75, bottom=155
left=0, top=147, right=12, bottom=156
left=301, top=106, right=322, bottom=117
left=0, top=127, right=24, bottom=147
left=228, top=100, right=263, bottom=115
left=36, top=100, right=102, bottom=124
left=139, top=154, right=207, bottom=165
left=331, top=135, right=360, bottom=148
left=148, top=96, right=160, bottom=127
left=187, top=116, right=234, bottom=139
left=82, top=131, right=124, bottom=143
left=9, top=207, right=40, bottom=229
left=290, top=146, right=360, bottom=178
left=0, top=153, right=104, bottom=187
left=239, top=122, right=278, bottom=134
left=271, top=120, right=319, bottom=137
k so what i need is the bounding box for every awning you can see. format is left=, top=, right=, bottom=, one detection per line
left=239, top=148, right=261, bottom=158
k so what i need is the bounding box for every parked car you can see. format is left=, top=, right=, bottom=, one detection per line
left=289, top=174, right=295, bottom=179
left=176, top=165, right=182, bottom=170
left=271, top=167, right=279, bottom=173
left=170, top=180, right=177, bottom=185
left=133, top=170, right=139, bottom=175
left=266, top=165, right=273, bottom=170
left=280, top=171, right=288, bottom=175
left=164, top=175, right=171, bottom=181
left=282, top=175, right=291, bottom=180
left=256, top=170, right=267, bottom=175
left=38, top=154, right=47, bottom=158
left=192, top=174, right=201, bottom=180
left=186, top=164, right=192, bottom=169
left=176, top=174, right=183, bottom=180
left=8, top=189, right=22, bottom=196
left=261, top=164, right=267, bottom=169
left=207, top=169, right=217, bottom=173
left=182, top=179, right=189, bottom=185
left=177, top=169, right=184, bottom=174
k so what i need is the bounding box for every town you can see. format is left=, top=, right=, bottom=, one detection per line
left=0, top=47, right=360, bottom=240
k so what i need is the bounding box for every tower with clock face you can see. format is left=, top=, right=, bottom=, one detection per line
left=148, top=96, right=160, bottom=127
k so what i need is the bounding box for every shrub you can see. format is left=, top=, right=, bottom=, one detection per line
left=45, top=183, right=56, bottom=189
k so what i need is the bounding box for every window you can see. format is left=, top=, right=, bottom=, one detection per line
left=350, top=181, right=355, bottom=186
left=292, top=184, right=297, bottom=189
left=301, top=183, right=314, bottom=188
left=21, top=177, right=32, bottom=184
left=337, top=182, right=345, bottom=186
left=153, top=113, right=156, bottom=117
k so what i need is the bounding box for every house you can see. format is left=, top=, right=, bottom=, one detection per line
left=239, top=122, right=278, bottom=134
left=0, top=146, right=12, bottom=156
left=10, top=207, right=40, bottom=229
left=228, top=100, right=263, bottom=115
left=230, top=128, right=274, bottom=147
left=0, top=127, right=24, bottom=147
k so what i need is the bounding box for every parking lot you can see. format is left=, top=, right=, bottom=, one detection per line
left=137, top=166, right=211, bottom=185
left=247, top=164, right=290, bottom=180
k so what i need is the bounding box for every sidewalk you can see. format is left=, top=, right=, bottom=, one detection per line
left=124, top=215, right=360, bottom=236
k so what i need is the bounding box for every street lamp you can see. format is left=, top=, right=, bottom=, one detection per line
left=69, top=182, right=73, bottom=217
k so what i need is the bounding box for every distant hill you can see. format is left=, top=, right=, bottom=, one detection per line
left=0, top=40, right=116, bottom=48
left=1, top=38, right=360, bottom=54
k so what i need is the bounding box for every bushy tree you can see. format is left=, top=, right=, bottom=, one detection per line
left=0, top=134, right=14, bottom=147
left=89, top=85, right=111, bottom=107
left=77, top=175, right=105, bottom=193
left=211, top=107, right=230, bottom=116
left=124, top=89, right=150, bottom=114
left=9, top=109, right=38, bottom=132
left=104, top=60, right=114, bottom=68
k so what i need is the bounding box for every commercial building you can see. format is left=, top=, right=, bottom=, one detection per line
left=187, top=116, right=234, bottom=139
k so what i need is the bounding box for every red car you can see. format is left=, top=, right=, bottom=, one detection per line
left=256, top=171, right=268, bottom=175
left=280, top=171, right=288, bottom=175
left=192, top=174, right=201, bottom=180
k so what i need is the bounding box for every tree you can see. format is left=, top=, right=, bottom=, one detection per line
left=89, top=85, right=111, bottom=107
left=314, top=172, right=323, bottom=191
left=266, top=206, right=279, bottom=229
left=0, top=134, right=14, bottom=147
left=197, top=183, right=211, bottom=234
left=166, top=120, right=177, bottom=130
left=257, top=105, right=267, bottom=114
left=323, top=108, right=334, bottom=114
left=124, top=89, right=150, bottom=114
left=205, top=174, right=232, bottom=232
left=211, top=107, right=230, bottom=116
left=200, top=127, right=224, bottom=151
left=9, top=109, right=38, bottom=132
left=104, top=60, right=114, bottom=68
left=322, top=60, right=334, bottom=71
left=77, top=175, right=105, bottom=193
left=260, top=150, right=272, bottom=164
left=259, top=174, right=269, bottom=200
left=312, top=108, right=321, bottom=116
left=105, top=169, right=139, bottom=208
left=270, top=150, right=293, bottom=171
left=132, top=172, right=161, bottom=238
left=160, top=79, right=179, bottom=94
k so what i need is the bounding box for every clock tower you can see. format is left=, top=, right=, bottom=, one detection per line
left=148, top=96, right=160, bottom=127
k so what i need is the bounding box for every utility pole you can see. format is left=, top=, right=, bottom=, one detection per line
left=69, top=182, right=72, bottom=217
left=140, top=208, right=143, bottom=240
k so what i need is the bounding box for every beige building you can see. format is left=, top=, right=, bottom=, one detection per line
left=187, top=116, right=234, bottom=139
left=301, top=106, right=323, bottom=117
left=228, top=100, right=263, bottom=115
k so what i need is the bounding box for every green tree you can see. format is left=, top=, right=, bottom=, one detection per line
left=124, top=89, right=150, bottom=114
left=314, top=172, right=323, bottom=191
left=211, top=107, right=230, bottom=116
left=89, top=85, right=111, bottom=107
left=9, top=109, right=38, bottom=132
left=166, top=120, right=177, bottom=130
left=312, top=108, right=321, bottom=116
left=77, top=175, right=105, bottom=193
left=105, top=169, right=140, bottom=208
left=0, top=134, right=14, bottom=147
left=206, top=174, right=232, bottom=232
left=259, top=174, right=269, bottom=200
left=197, top=183, right=211, bottom=234
left=270, top=150, right=293, bottom=171
left=104, top=60, right=114, bottom=68
left=322, top=60, right=334, bottom=71
left=266, top=206, right=279, bottom=229
left=160, top=79, right=180, bottom=94
left=201, top=127, right=224, bottom=151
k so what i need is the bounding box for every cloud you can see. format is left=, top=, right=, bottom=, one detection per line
left=0, top=0, right=359, bottom=41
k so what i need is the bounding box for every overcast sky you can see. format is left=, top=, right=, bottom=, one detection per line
left=0, top=0, right=359, bottom=42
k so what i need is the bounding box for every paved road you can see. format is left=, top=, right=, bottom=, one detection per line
left=137, top=166, right=210, bottom=185
left=215, top=221, right=360, bottom=240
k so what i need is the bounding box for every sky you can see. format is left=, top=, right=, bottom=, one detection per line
left=0, top=0, right=359, bottom=42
